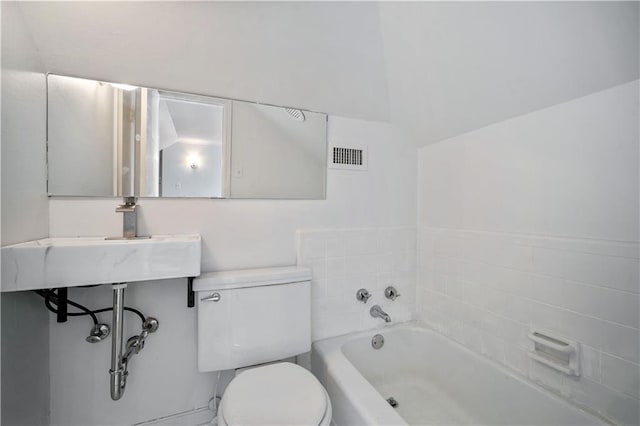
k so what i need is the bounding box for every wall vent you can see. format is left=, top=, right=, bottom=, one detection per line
left=329, top=145, right=368, bottom=170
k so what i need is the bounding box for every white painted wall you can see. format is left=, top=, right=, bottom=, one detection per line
left=417, top=81, right=639, bottom=425
left=46, top=116, right=417, bottom=425
left=1, top=292, right=51, bottom=426
left=1, top=2, right=50, bottom=425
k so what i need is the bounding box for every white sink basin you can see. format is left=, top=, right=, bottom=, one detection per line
left=1, top=234, right=201, bottom=292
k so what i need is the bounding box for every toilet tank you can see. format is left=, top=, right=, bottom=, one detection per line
left=194, top=266, right=311, bottom=372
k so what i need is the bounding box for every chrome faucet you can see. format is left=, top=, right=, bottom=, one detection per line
left=115, top=197, right=138, bottom=239
left=370, top=305, right=391, bottom=323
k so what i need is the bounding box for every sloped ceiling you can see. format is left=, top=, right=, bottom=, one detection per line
left=380, top=1, right=639, bottom=145
left=17, top=1, right=390, bottom=121
left=16, top=1, right=639, bottom=146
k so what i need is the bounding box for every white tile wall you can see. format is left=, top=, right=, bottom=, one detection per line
left=297, top=227, right=416, bottom=341
left=418, top=226, right=640, bottom=425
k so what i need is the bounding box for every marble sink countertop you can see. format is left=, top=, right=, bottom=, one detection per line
left=1, top=234, right=201, bottom=292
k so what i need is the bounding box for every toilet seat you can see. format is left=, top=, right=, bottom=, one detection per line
left=218, top=362, right=332, bottom=426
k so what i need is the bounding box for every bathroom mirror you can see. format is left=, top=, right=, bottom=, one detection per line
left=47, top=74, right=327, bottom=199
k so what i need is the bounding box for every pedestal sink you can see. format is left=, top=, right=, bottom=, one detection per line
left=1, top=234, right=201, bottom=292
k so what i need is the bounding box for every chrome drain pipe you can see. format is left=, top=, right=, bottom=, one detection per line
left=110, top=283, right=127, bottom=400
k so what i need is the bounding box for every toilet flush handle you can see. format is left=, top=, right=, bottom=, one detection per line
left=201, top=292, right=221, bottom=302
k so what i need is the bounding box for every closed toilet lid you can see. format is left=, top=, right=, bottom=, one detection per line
left=220, top=362, right=327, bottom=425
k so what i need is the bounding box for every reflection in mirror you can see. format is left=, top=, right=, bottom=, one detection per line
left=47, top=74, right=327, bottom=199
left=47, top=75, right=117, bottom=196
left=230, top=101, right=327, bottom=199
left=149, top=92, right=229, bottom=198
left=48, top=75, right=230, bottom=198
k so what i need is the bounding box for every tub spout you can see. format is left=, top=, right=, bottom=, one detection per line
left=370, top=305, right=391, bottom=323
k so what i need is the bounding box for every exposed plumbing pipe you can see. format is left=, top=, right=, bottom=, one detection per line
left=110, top=283, right=127, bottom=400
left=33, top=285, right=158, bottom=401
left=108, top=283, right=159, bottom=401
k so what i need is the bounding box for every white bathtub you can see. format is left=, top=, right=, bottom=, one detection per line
left=312, top=323, right=607, bottom=426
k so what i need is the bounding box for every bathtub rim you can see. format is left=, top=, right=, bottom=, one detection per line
left=313, top=321, right=612, bottom=426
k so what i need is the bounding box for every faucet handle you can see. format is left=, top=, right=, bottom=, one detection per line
left=116, top=197, right=137, bottom=212
left=384, top=286, right=400, bottom=301
left=356, top=288, right=372, bottom=304
left=115, top=204, right=136, bottom=213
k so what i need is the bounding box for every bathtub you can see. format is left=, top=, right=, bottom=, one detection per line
left=311, top=323, right=607, bottom=426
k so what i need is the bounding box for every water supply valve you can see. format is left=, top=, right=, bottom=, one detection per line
left=356, top=288, right=372, bottom=303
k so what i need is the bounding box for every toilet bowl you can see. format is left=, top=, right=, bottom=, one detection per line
left=217, top=363, right=332, bottom=426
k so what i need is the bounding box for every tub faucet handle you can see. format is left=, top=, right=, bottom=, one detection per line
left=384, top=286, right=400, bottom=301
left=356, top=288, right=371, bottom=304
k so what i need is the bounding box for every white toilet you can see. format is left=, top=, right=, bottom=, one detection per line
left=193, top=266, right=332, bottom=426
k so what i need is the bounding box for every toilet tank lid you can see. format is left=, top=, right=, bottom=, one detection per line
left=193, top=266, right=312, bottom=291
